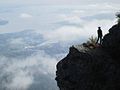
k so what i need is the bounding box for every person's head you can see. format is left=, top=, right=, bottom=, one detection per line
left=98, top=27, right=101, bottom=29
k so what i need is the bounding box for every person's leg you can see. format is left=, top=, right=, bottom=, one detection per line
left=100, top=37, right=102, bottom=44
left=96, top=36, right=99, bottom=44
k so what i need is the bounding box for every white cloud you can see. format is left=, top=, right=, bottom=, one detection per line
left=0, top=49, right=58, bottom=90
left=43, top=26, right=85, bottom=42
left=7, top=70, right=33, bottom=90
left=83, top=19, right=116, bottom=36
left=59, top=14, right=83, bottom=24
left=20, top=13, right=33, bottom=18
left=42, top=18, right=115, bottom=44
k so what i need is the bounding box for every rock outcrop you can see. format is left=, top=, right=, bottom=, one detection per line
left=102, top=24, right=120, bottom=60
left=55, top=24, right=120, bottom=90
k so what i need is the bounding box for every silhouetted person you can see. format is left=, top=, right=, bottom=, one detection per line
left=96, top=27, right=103, bottom=44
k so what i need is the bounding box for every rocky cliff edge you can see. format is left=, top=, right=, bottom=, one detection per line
left=55, top=24, right=120, bottom=90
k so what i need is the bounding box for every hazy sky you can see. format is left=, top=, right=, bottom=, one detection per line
left=0, top=0, right=120, bottom=5
left=0, top=0, right=120, bottom=34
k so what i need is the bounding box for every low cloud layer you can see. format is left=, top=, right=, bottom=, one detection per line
left=0, top=50, right=58, bottom=90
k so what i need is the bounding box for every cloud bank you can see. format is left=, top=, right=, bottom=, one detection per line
left=0, top=50, right=58, bottom=90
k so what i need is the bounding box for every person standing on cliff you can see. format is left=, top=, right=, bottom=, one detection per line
left=96, top=27, right=103, bottom=44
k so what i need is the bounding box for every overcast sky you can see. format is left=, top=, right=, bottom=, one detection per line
left=0, top=0, right=120, bottom=33
left=0, top=0, right=120, bottom=5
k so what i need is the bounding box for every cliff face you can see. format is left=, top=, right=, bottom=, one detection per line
left=102, top=24, right=120, bottom=60
left=55, top=24, right=120, bottom=90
